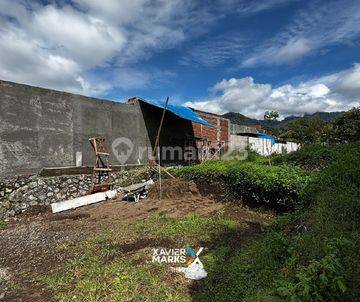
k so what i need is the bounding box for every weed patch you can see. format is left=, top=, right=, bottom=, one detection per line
left=0, top=220, right=7, bottom=230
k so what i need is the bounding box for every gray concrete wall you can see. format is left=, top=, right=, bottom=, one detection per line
left=229, top=134, right=249, bottom=151
left=0, top=80, right=150, bottom=177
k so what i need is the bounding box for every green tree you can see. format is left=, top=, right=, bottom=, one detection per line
left=328, top=107, right=360, bottom=143
left=264, top=110, right=279, bottom=121
left=280, top=117, right=328, bottom=144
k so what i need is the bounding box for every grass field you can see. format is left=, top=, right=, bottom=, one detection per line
left=1, top=143, right=359, bottom=301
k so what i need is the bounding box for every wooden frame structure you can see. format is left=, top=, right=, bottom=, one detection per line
left=89, top=136, right=113, bottom=193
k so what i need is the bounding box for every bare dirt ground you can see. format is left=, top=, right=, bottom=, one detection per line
left=0, top=179, right=273, bottom=301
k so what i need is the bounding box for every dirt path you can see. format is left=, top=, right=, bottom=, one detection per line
left=0, top=179, right=273, bottom=301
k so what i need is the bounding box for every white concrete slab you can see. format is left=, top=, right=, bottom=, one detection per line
left=51, top=190, right=117, bottom=213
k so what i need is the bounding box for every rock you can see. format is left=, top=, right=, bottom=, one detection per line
left=8, top=192, right=16, bottom=201
left=28, top=195, right=37, bottom=201
left=29, top=200, right=38, bottom=206
left=54, top=188, right=60, bottom=193
left=38, top=195, right=46, bottom=201
left=29, top=181, right=37, bottom=189
left=47, top=192, right=54, bottom=197
left=5, top=188, right=12, bottom=194
left=0, top=267, right=10, bottom=281
left=2, top=201, right=10, bottom=210
left=0, top=191, right=4, bottom=197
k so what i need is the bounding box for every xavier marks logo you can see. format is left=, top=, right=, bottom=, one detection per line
left=152, top=246, right=204, bottom=265
left=152, top=246, right=207, bottom=280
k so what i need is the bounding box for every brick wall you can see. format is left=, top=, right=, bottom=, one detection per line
left=191, top=110, right=230, bottom=145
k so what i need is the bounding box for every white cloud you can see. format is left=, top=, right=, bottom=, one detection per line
left=185, top=64, right=360, bottom=118
left=216, top=0, right=299, bottom=15
left=180, top=34, right=248, bottom=67
left=0, top=27, right=86, bottom=93
left=275, top=38, right=312, bottom=62
left=242, top=0, right=360, bottom=67
left=32, top=5, right=126, bottom=67
left=0, top=0, right=212, bottom=95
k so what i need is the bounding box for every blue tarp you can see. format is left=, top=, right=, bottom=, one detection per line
left=257, top=133, right=276, bottom=145
left=137, top=97, right=214, bottom=127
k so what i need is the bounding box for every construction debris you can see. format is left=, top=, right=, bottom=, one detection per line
left=51, top=190, right=117, bottom=213
left=118, top=179, right=154, bottom=202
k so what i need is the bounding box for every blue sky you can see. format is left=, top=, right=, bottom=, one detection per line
left=0, top=0, right=359, bottom=118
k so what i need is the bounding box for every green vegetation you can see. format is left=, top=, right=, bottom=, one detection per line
left=172, top=159, right=309, bottom=209
left=223, top=109, right=345, bottom=132
left=0, top=219, right=7, bottom=230
left=37, top=214, right=247, bottom=302
left=264, top=110, right=279, bottom=122
left=178, top=142, right=360, bottom=301
left=279, top=107, right=360, bottom=144
left=40, top=238, right=185, bottom=301
left=272, top=142, right=360, bottom=171
left=132, top=213, right=240, bottom=243
left=35, top=140, right=359, bottom=301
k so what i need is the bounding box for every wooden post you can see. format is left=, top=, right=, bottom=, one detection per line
left=148, top=97, right=175, bottom=179
left=151, top=96, right=170, bottom=163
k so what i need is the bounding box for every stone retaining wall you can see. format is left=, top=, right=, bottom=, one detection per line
left=0, top=168, right=149, bottom=219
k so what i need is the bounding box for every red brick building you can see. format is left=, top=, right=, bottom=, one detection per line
left=190, top=109, right=230, bottom=160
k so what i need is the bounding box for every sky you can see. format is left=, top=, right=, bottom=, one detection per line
left=0, top=0, right=359, bottom=119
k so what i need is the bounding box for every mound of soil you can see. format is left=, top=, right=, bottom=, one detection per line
left=148, top=178, right=200, bottom=200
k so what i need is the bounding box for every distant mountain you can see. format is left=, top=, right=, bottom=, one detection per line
left=222, top=111, right=344, bottom=128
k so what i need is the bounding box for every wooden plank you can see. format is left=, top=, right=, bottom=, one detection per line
left=51, top=190, right=117, bottom=213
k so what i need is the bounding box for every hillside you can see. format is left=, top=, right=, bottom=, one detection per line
left=223, top=111, right=344, bottom=128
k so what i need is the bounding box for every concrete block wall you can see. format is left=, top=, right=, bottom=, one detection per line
left=249, top=137, right=273, bottom=156
left=229, top=135, right=248, bottom=151
left=0, top=80, right=151, bottom=177
left=230, top=134, right=299, bottom=156
left=249, top=137, right=299, bottom=155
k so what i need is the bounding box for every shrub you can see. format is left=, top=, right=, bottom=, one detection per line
left=273, top=143, right=336, bottom=171
left=276, top=240, right=348, bottom=302
left=172, top=160, right=229, bottom=183
left=173, top=160, right=309, bottom=209
left=226, top=162, right=308, bottom=208
left=328, top=107, right=360, bottom=143
left=186, top=142, right=360, bottom=301
left=273, top=142, right=360, bottom=172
